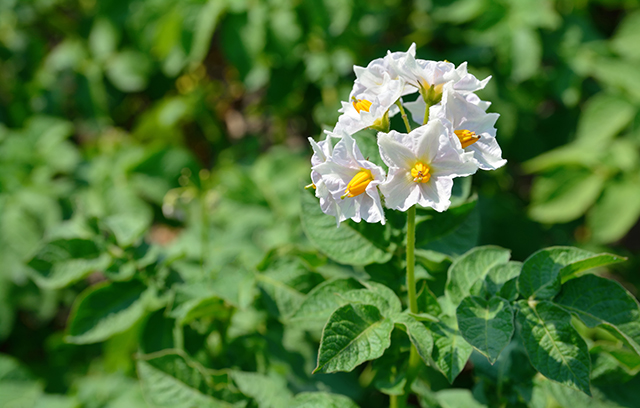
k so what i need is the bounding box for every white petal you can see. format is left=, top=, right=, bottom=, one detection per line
left=417, top=176, right=453, bottom=212
left=380, top=168, right=421, bottom=211
left=377, top=131, right=417, bottom=169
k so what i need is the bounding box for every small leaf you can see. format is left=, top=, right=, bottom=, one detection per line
left=394, top=313, right=434, bottom=366
left=555, top=274, right=640, bottom=355
left=483, top=261, right=522, bottom=301
left=314, top=303, right=393, bottom=374
left=587, top=178, right=640, bottom=244
left=104, top=213, right=151, bottom=247
left=417, top=283, right=443, bottom=317
left=28, top=238, right=111, bottom=289
left=290, top=392, right=359, bottom=408
left=516, top=300, right=591, bottom=395
left=518, top=247, right=624, bottom=300
left=137, top=352, right=238, bottom=408
left=66, top=280, right=156, bottom=344
left=428, top=316, right=473, bottom=383
left=456, top=296, right=514, bottom=363
left=341, top=281, right=402, bottom=317
left=445, top=246, right=511, bottom=307
left=232, top=371, right=293, bottom=408
left=288, top=278, right=363, bottom=331
left=300, top=189, right=393, bottom=266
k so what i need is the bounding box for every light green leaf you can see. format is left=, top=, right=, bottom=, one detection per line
left=106, top=50, right=152, bottom=92
left=445, top=246, right=511, bottom=307
left=137, top=352, right=238, bottom=408
left=456, top=296, right=514, bottom=363
left=189, top=0, right=228, bottom=65
left=611, top=10, right=640, bottom=61
left=483, top=261, right=522, bottom=301
left=288, top=278, right=362, bottom=331
left=290, top=392, right=359, bottom=408
left=28, top=238, right=111, bottom=289
left=341, top=281, right=402, bottom=317
left=516, top=300, right=591, bottom=395
left=66, top=281, right=156, bottom=344
left=428, top=316, right=473, bottom=383
left=529, top=167, right=607, bottom=224
left=555, top=274, right=640, bottom=355
left=300, top=189, right=393, bottom=266
left=436, top=389, right=487, bottom=408
left=232, top=371, right=293, bottom=408
left=512, top=27, right=542, bottom=82
left=574, top=94, right=635, bottom=145
left=104, top=213, right=152, bottom=247
left=314, top=303, right=393, bottom=373
left=588, top=178, right=640, bottom=244
left=394, top=313, right=433, bottom=366
left=517, top=247, right=624, bottom=300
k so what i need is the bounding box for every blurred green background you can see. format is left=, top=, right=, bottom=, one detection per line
left=1, top=0, right=640, bottom=406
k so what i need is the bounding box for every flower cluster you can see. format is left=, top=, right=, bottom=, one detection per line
left=308, top=44, right=506, bottom=226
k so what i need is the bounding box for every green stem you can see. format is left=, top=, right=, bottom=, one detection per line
left=390, top=395, right=399, bottom=408
left=395, top=100, right=412, bottom=133
left=406, top=205, right=418, bottom=314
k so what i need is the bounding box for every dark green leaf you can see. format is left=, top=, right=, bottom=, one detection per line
left=428, top=316, right=473, bottom=383
left=394, top=313, right=433, bottom=366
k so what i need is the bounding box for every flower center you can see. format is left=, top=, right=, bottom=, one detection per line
left=454, top=129, right=480, bottom=148
left=410, top=161, right=431, bottom=183
left=341, top=169, right=373, bottom=199
left=352, top=98, right=372, bottom=113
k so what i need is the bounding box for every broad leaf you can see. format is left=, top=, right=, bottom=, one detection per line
left=288, top=278, right=363, bottom=331
left=290, top=392, right=359, bottom=408
left=483, top=261, right=522, bottom=301
left=300, top=188, right=392, bottom=266
left=456, top=296, right=514, bottom=363
left=394, top=313, right=433, bottom=366
left=28, top=238, right=111, bottom=289
left=415, top=198, right=477, bottom=247
left=314, top=303, right=393, bottom=373
left=341, top=281, right=402, bottom=317
left=445, top=246, right=511, bottom=307
left=436, top=389, right=487, bottom=408
left=555, top=274, right=640, bottom=355
left=232, top=371, right=293, bottom=408
left=518, top=247, right=624, bottom=299
left=66, top=280, right=156, bottom=344
left=516, top=300, right=591, bottom=395
left=587, top=178, right=640, bottom=244
left=428, top=316, right=473, bottom=383
left=137, top=352, right=238, bottom=408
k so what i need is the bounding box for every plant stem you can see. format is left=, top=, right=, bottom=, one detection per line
left=406, top=205, right=418, bottom=314
left=395, top=100, right=412, bottom=133
left=390, top=394, right=399, bottom=408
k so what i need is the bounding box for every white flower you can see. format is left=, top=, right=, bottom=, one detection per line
left=378, top=119, right=477, bottom=212
left=430, top=83, right=506, bottom=170
left=312, top=131, right=386, bottom=225
left=351, top=43, right=417, bottom=97
left=334, top=73, right=404, bottom=135
left=309, top=132, right=339, bottom=216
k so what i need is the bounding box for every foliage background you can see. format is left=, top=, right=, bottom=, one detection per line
left=1, top=0, right=640, bottom=406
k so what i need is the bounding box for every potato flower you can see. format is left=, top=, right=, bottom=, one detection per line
left=378, top=119, right=477, bottom=212
left=308, top=133, right=340, bottom=217
left=311, top=131, right=386, bottom=225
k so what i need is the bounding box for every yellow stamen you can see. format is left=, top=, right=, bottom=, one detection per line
left=410, top=162, right=431, bottom=183
left=341, top=169, right=374, bottom=199
left=454, top=129, right=480, bottom=149
left=305, top=183, right=316, bottom=190
left=352, top=98, right=372, bottom=113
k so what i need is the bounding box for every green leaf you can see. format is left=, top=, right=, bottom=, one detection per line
left=137, top=352, right=238, bottom=408
left=456, top=296, right=514, bottom=363
left=232, top=371, right=293, bottom=408
left=393, top=313, right=434, bottom=366
left=483, top=261, right=522, bottom=301
left=516, top=300, right=591, bottom=395
left=300, top=188, right=393, bottom=266
left=529, top=167, right=607, bottom=224
left=340, top=281, right=402, bottom=317
left=435, top=389, right=487, bottom=408
left=415, top=198, right=477, bottom=247
left=574, top=93, right=635, bottom=145
left=417, top=283, right=443, bottom=317
left=512, top=27, right=542, bottom=82
left=555, top=274, right=640, bottom=355
left=611, top=10, right=640, bottom=61
left=314, top=303, right=393, bottom=373
left=28, top=238, right=111, bottom=289
left=288, top=278, right=363, bottom=331
left=104, top=213, right=152, bottom=247
left=587, top=177, right=640, bottom=244
left=66, top=280, right=156, bottom=344
left=518, top=247, right=625, bottom=300
left=420, top=205, right=480, bottom=257
left=106, top=50, right=152, bottom=92
left=445, top=246, right=511, bottom=307
left=428, top=316, right=473, bottom=383
left=290, top=392, right=359, bottom=408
